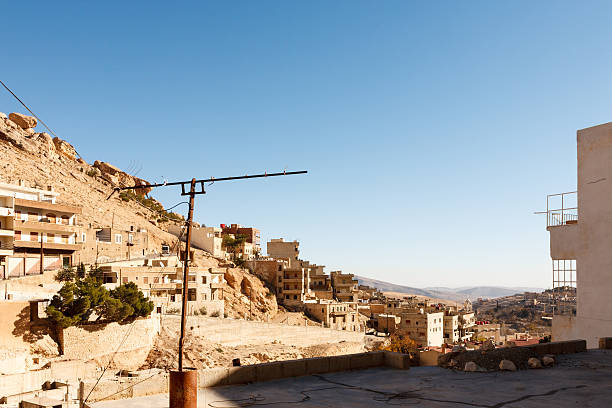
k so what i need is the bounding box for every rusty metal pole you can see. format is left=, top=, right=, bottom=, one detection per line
left=170, top=179, right=197, bottom=408
left=178, top=178, right=196, bottom=372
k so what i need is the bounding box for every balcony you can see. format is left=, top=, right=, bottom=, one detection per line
left=16, top=219, right=80, bottom=233
left=0, top=207, right=14, bottom=217
left=13, top=240, right=80, bottom=251
left=0, top=229, right=14, bottom=237
left=0, top=241, right=13, bottom=255
left=537, top=191, right=579, bottom=260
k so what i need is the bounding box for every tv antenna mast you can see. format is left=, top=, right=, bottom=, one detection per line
left=110, top=170, right=307, bottom=408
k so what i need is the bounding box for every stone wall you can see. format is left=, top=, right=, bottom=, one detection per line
left=60, top=316, right=161, bottom=370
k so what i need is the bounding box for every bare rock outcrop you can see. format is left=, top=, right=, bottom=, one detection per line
left=52, top=137, right=77, bottom=160
left=9, top=112, right=37, bottom=130
left=93, top=160, right=151, bottom=195
left=0, top=114, right=37, bottom=153
left=223, top=268, right=278, bottom=320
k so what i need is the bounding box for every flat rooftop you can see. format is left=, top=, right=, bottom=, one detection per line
left=94, top=349, right=612, bottom=408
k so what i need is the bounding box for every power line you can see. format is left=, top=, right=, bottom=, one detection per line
left=1, top=80, right=59, bottom=140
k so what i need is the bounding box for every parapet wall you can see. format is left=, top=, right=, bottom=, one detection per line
left=60, top=316, right=160, bottom=369
left=81, top=351, right=411, bottom=402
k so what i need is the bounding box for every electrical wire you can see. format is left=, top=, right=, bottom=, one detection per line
left=0, top=79, right=82, bottom=159
left=83, top=227, right=187, bottom=404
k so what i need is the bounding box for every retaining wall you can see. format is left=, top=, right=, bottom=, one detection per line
left=60, top=316, right=160, bottom=369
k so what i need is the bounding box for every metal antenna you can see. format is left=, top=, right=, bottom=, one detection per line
left=113, top=170, right=307, bottom=372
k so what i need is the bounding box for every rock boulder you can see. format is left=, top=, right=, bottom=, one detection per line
left=499, top=359, right=517, bottom=371
left=528, top=357, right=542, bottom=369
left=9, top=112, right=37, bottom=129
left=542, top=355, right=555, bottom=367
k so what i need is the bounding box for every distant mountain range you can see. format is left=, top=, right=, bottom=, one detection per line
left=356, top=276, right=544, bottom=302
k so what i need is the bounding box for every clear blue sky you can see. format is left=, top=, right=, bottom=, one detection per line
left=2, top=1, right=611, bottom=288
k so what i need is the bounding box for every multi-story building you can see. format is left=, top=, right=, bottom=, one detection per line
left=458, top=311, right=476, bottom=341
left=330, top=271, right=359, bottom=303
left=540, top=121, right=612, bottom=348
left=101, top=265, right=225, bottom=316
left=221, top=224, right=261, bottom=256
left=399, top=310, right=444, bottom=348
left=309, top=264, right=333, bottom=300
left=267, top=238, right=300, bottom=267
left=76, top=226, right=151, bottom=265
left=304, top=299, right=361, bottom=331
left=443, top=314, right=460, bottom=344
left=0, top=181, right=82, bottom=279
left=168, top=224, right=226, bottom=259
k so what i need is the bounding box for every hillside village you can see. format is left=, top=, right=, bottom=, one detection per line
left=0, top=110, right=589, bottom=407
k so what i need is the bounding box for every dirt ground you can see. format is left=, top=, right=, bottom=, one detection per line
left=140, top=315, right=366, bottom=370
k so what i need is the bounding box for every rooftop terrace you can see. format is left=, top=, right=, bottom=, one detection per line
left=94, top=349, right=612, bottom=408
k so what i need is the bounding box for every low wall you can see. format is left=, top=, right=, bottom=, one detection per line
left=0, top=360, right=97, bottom=399
left=60, top=316, right=160, bottom=369
left=81, top=351, right=411, bottom=402
left=79, top=370, right=168, bottom=403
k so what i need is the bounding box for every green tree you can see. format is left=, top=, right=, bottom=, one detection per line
left=110, top=282, right=154, bottom=318
left=55, top=267, right=76, bottom=282
left=46, top=282, right=91, bottom=328
left=76, top=263, right=86, bottom=279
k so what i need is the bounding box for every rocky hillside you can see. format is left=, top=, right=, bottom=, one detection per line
left=0, top=110, right=279, bottom=321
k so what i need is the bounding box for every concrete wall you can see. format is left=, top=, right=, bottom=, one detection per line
left=0, top=360, right=97, bottom=399
left=0, top=301, right=31, bottom=352
left=548, top=223, right=579, bottom=260
left=574, top=123, right=612, bottom=348
left=60, top=316, right=160, bottom=369
left=81, top=351, right=411, bottom=402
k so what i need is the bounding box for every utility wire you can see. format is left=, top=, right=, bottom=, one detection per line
left=0, top=79, right=57, bottom=137
left=83, top=227, right=188, bottom=403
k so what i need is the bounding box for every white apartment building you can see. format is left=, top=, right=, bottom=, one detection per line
left=0, top=182, right=81, bottom=278
left=542, top=122, right=612, bottom=348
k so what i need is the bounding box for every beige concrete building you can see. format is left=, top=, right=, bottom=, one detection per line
left=75, top=226, right=151, bottom=265
left=309, top=264, right=333, bottom=300
left=542, top=121, right=612, bottom=348
left=330, top=271, right=358, bottom=303
left=101, top=265, right=225, bottom=316
left=399, top=310, right=444, bottom=348
left=0, top=182, right=82, bottom=279
left=304, top=299, right=361, bottom=331
left=167, top=224, right=226, bottom=259
left=267, top=238, right=300, bottom=267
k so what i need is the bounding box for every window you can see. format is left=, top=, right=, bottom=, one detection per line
left=143, top=277, right=148, bottom=284
left=81, top=232, right=86, bottom=242
left=31, top=232, right=38, bottom=242
left=61, top=215, right=69, bottom=225
left=202, top=276, right=207, bottom=284
left=202, top=293, right=207, bottom=300
left=29, top=212, right=38, bottom=221
left=122, top=277, right=128, bottom=283
left=128, top=234, right=134, bottom=244
left=154, top=277, right=159, bottom=283
left=115, top=234, right=122, bottom=244
left=14, top=230, right=21, bottom=240
left=15, top=210, right=21, bottom=220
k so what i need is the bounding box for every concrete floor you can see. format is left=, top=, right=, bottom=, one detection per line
left=93, top=349, right=612, bottom=407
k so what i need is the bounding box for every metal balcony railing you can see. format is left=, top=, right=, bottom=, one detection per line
left=536, top=191, right=578, bottom=227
